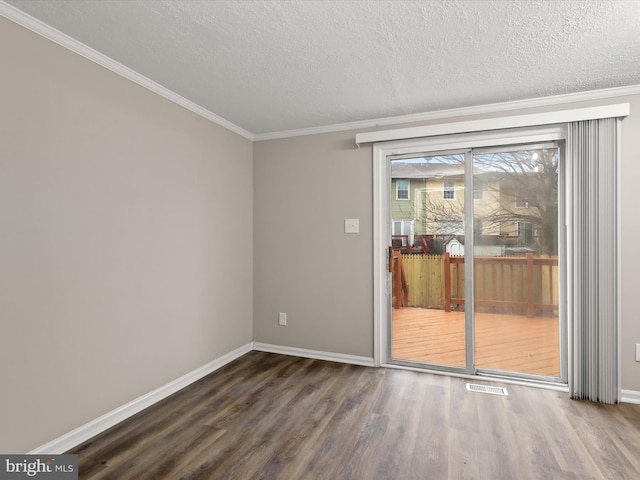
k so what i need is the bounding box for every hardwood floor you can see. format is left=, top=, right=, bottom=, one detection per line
left=393, top=307, right=560, bottom=376
left=69, top=351, right=640, bottom=479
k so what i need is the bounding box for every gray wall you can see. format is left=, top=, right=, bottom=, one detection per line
left=254, top=96, right=640, bottom=393
left=253, top=133, right=373, bottom=356
left=0, top=18, right=253, bottom=453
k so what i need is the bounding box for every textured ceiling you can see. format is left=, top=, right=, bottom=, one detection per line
left=5, top=0, right=640, bottom=136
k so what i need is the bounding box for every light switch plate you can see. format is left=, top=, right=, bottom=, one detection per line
left=345, top=218, right=359, bottom=234
left=636, top=343, right=640, bottom=362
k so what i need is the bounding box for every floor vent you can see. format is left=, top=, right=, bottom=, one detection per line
left=466, top=383, right=508, bottom=396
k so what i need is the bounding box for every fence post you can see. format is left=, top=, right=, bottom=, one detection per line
left=526, top=253, right=534, bottom=317
left=399, top=254, right=409, bottom=307
left=444, top=252, right=451, bottom=312
left=392, top=251, right=398, bottom=308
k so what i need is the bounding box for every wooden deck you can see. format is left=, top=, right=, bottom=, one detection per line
left=392, top=307, right=560, bottom=377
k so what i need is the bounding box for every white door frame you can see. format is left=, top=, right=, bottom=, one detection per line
left=373, top=126, right=567, bottom=372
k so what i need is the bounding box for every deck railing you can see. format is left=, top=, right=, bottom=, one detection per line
left=444, top=252, right=558, bottom=316
left=398, top=252, right=559, bottom=316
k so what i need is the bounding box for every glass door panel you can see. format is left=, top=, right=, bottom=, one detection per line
left=472, top=146, right=561, bottom=377
left=390, top=153, right=467, bottom=368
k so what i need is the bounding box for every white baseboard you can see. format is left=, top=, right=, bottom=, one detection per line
left=28, top=342, right=253, bottom=454
left=253, top=342, right=375, bottom=367
left=621, top=389, right=640, bottom=404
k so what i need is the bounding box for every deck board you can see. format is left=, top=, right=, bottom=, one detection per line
left=392, top=307, right=560, bottom=376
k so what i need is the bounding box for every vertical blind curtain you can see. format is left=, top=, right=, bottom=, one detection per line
left=569, top=118, right=619, bottom=404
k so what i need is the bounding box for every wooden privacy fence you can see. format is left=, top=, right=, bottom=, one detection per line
left=399, top=254, right=444, bottom=309
left=400, top=252, right=558, bottom=316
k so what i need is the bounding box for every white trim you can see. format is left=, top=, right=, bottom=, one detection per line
left=373, top=144, right=390, bottom=367
left=0, top=2, right=254, bottom=141
left=255, top=87, right=639, bottom=142
left=253, top=342, right=375, bottom=367
left=621, top=389, right=640, bottom=404
left=370, top=126, right=566, bottom=158
left=356, top=104, right=630, bottom=146
left=28, top=343, right=253, bottom=454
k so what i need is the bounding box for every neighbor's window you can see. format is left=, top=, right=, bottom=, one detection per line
left=392, top=219, right=414, bottom=246
left=443, top=181, right=455, bottom=200
left=397, top=180, right=410, bottom=200
left=517, top=221, right=533, bottom=244
left=473, top=181, right=483, bottom=200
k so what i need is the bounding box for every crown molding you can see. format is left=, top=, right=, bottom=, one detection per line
left=0, top=1, right=254, bottom=141
left=254, top=84, right=640, bottom=142
left=4, top=1, right=639, bottom=144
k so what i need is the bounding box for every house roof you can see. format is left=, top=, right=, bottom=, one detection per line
left=3, top=1, right=640, bottom=138
left=391, top=162, right=489, bottom=179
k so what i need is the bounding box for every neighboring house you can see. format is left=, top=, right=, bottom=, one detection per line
left=391, top=159, right=546, bottom=253
left=391, top=161, right=466, bottom=244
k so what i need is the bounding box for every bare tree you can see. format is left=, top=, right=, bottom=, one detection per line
left=406, top=147, right=559, bottom=255
left=475, top=148, right=558, bottom=255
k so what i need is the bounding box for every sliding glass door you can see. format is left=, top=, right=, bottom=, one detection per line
left=471, top=145, right=561, bottom=378
left=388, top=141, right=564, bottom=381
left=390, top=153, right=467, bottom=369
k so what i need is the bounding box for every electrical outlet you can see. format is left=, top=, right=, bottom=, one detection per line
left=279, top=312, right=287, bottom=326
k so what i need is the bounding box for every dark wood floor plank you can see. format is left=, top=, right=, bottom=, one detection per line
left=68, top=351, right=640, bottom=480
